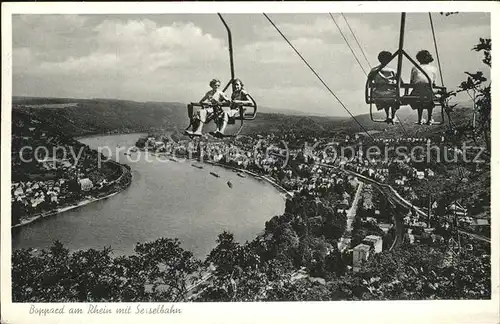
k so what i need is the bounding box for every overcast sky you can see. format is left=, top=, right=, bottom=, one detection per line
left=12, top=12, right=490, bottom=116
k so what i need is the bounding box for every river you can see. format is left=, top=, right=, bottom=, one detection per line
left=12, top=133, right=285, bottom=260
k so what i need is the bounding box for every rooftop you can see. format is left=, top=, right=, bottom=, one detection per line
left=471, top=219, right=489, bottom=226
left=365, top=235, right=382, bottom=241
left=353, top=244, right=371, bottom=252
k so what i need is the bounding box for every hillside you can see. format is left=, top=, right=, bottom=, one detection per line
left=12, top=96, right=352, bottom=137
left=240, top=103, right=475, bottom=141
left=364, top=103, right=475, bottom=139
left=13, top=97, right=188, bottom=137
left=10, top=109, right=133, bottom=225
left=11, top=96, right=475, bottom=141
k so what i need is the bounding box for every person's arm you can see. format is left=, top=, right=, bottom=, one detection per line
left=220, top=91, right=231, bottom=103
left=232, top=90, right=253, bottom=105
left=432, top=67, right=438, bottom=86
left=199, top=91, right=211, bottom=104
left=410, top=67, right=418, bottom=84
left=366, top=68, right=377, bottom=84
left=386, top=69, right=398, bottom=84
left=365, top=68, right=377, bottom=95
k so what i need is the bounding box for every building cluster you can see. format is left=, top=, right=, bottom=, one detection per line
left=141, top=134, right=359, bottom=203
left=352, top=235, right=384, bottom=272
left=342, top=154, right=436, bottom=186
left=11, top=117, right=126, bottom=223
left=11, top=179, right=66, bottom=210
left=140, top=133, right=449, bottom=210
left=139, top=132, right=489, bottom=251
left=403, top=201, right=489, bottom=241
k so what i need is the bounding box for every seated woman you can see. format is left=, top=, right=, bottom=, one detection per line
left=211, top=78, right=253, bottom=138
left=367, top=51, right=400, bottom=124
left=185, top=78, right=230, bottom=136
left=409, top=50, right=438, bottom=125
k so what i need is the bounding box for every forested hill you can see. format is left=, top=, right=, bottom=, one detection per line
left=12, top=96, right=474, bottom=138
left=12, top=97, right=188, bottom=137
left=12, top=96, right=350, bottom=137
left=341, top=103, right=475, bottom=139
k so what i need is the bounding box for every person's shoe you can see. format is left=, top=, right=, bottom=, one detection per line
left=192, top=131, right=203, bottom=136
left=184, top=130, right=194, bottom=135
left=214, top=131, right=224, bottom=138
left=415, top=121, right=422, bottom=125
left=426, top=118, right=435, bottom=125
left=208, top=131, right=217, bottom=137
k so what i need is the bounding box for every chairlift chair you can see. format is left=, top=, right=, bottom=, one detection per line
left=365, top=13, right=450, bottom=126
left=185, top=13, right=257, bottom=138
left=185, top=96, right=258, bottom=138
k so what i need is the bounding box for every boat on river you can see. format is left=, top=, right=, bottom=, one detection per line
left=192, top=164, right=204, bottom=169
left=237, top=173, right=246, bottom=178
left=210, top=172, right=220, bottom=178
left=227, top=181, right=233, bottom=188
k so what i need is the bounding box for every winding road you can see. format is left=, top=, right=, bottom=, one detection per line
left=318, top=163, right=490, bottom=247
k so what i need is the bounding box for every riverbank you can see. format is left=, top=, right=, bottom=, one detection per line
left=205, top=161, right=294, bottom=197
left=11, top=161, right=132, bottom=229
left=144, top=148, right=294, bottom=198
left=74, top=131, right=148, bottom=141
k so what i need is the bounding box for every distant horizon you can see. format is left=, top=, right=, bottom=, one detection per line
left=12, top=94, right=474, bottom=120
left=11, top=13, right=489, bottom=117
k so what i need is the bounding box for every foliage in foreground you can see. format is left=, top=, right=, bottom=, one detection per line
left=13, top=232, right=490, bottom=302
left=449, top=37, right=491, bottom=151
left=12, top=239, right=201, bottom=302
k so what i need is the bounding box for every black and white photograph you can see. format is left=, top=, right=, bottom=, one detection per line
left=1, top=2, right=499, bottom=324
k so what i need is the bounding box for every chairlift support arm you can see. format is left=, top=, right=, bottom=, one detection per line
left=185, top=13, right=257, bottom=138
left=218, top=13, right=257, bottom=122
left=218, top=13, right=235, bottom=93
left=368, top=13, right=434, bottom=95
left=395, top=13, right=406, bottom=103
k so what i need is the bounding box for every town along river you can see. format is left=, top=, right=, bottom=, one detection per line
left=12, top=133, right=285, bottom=260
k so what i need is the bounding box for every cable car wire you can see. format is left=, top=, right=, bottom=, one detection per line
left=263, top=13, right=375, bottom=141
left=428, top=13, right=445, bottom=87
left=329, top=13, right=368, bottom=76
left=428, top=12, right=457, bottom=134
left=341, top=13, right=372, bottom=69
left=330, top=13, right=409, bottom=138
